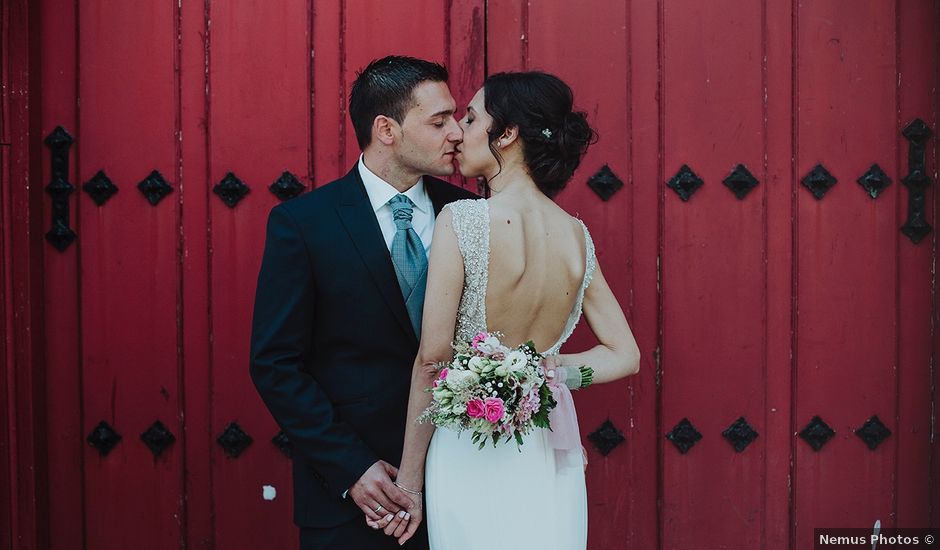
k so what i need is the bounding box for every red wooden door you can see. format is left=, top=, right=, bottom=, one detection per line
left=32, top=1, right=936, bottom=549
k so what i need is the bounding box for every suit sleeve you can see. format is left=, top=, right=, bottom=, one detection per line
left=249, top=204, right=378, bottom=497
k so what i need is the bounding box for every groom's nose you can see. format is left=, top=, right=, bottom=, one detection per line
left=446, top=117, right=462, bottom=142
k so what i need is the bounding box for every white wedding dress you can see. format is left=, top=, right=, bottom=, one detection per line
left=425, top=198, right=596, bottom=550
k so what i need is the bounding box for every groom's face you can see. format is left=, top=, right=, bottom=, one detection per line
left=394, top=81, right=462, bottom=177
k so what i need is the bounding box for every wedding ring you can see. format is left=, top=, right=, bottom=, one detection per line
left=373, top=504, right=384, bottom=513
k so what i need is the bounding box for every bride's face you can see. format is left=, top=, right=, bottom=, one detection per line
left=455, top=88, right=499, bottom=180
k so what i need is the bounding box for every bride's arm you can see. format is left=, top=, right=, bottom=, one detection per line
left=396, top=207, right=464, bottom=494
left=555, top=263, right=641, bottom=384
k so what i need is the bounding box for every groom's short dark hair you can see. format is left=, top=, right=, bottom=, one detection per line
left=349, top=55, right=449, bottom=149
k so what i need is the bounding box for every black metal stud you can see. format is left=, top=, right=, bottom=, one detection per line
left=857, top=164, right=891, bottom=199
left=900, top=118, right=933, bottom=244
left=855, top=415, right=891, bottom=451
left=217, top=422, right=253, bottom=458
left=722, top=416, right=759, bottom=452
left=270, top=171, right=305, bottom=201
left=587, top=420, right=625, bottom=456
left=667, top=165, right=704, bottom=201
left=83, top=170, right=119, bottom=206
left=214, top=172, right=250, bottom=208
left=799, top=415, right=835, bottom=451
left=140, top=420, right=176, bottom=458
left=722, top=164, right=759, bottom=200
left=87, top=421, right=122, bottom=456
left=138, top=170, right=173, bottom=206
left=666, top=418, right=702, bottom=454
left=801, top=164, right=837, bottom=200
left=586, top=165, right=624, bottom=202
left=44, top=126, right=77, bottom=251
left=272, top=431, right=293, bottom=458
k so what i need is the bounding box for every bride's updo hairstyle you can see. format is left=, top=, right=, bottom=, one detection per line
left=483, top=71, right=595, bottom=197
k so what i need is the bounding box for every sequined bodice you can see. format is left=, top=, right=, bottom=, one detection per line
left=447, top=198, right=597, bottom=356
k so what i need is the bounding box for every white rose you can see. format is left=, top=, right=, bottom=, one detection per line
left=468, top=356, right=485, bottom=373
left=476, top=336, right=501, bottom=355
left=446, top=369, right=479, bottom=389
left=506, top=350, right=528, bottom=372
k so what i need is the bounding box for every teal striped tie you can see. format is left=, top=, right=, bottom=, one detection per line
left=388, top=194, right=428, bottom=337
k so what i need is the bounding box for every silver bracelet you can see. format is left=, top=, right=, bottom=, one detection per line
left=394, top=482, right=423, bottom=496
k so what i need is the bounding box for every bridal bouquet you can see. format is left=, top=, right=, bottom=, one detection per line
left=419, top=331, right=557, bottom=449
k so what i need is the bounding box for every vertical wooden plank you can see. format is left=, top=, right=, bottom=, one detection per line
left=763, top=0, right=795, bottom=547
left=5, top=0, right=50, bottom=548
left=485, top=0, right=526, bottom=73
left=793, top=0, right=899, bottom=540
left=896, top=0, right=937, bottom=530
left=660, top=0, right=767, bottom=548
left=208, top=0, right=309, bottom=548
left=77, top=1, right=183, bottom=548
left=180, top=0, right=214, bottom=547
left=446, top=0, right=485, bottom=140
left=629, top=0, right=665, bottom=547
left=312, top=0, right=342, bottom=184
left=519, top=2, right=642, bottom=548
left=38, top=0, right=84, bottom=545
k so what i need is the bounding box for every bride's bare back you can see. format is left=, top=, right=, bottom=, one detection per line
left=485, top=193, right=587, bottom=352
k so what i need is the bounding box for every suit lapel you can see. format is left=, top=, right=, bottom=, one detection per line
left=426, top=176, right=472, bottom=215
left=335, top=168, right=418, bottom=344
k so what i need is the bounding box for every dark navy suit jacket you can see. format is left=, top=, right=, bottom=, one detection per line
left=249, top=165, right=476, bottom=529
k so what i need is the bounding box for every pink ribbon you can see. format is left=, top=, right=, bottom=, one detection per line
left=546, top=375, right=585, bottom=467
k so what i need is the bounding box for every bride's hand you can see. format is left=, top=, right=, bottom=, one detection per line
left=393, top=500, right=423, bottom=546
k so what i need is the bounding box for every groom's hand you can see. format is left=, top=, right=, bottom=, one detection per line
left=349, top=460, right=415, bottom=523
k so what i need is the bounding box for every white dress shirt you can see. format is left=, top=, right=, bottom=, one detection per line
left=358, top=155, right=435, bottom=255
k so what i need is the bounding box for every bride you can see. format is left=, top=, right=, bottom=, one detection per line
left=374, top=71, right=640, bottom=549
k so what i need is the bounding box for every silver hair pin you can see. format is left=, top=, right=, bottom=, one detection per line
left=541, top=128, right=553, bottom=139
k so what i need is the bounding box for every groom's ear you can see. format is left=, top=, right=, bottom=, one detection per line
left=373, top=115, right=398, bottom=146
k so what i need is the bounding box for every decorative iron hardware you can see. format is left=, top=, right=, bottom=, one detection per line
left=799, top=415, right=835, bottom=451
left=855, top=415, right=891, bottom=450
left=587, top=420, right=625, bottom=456
left=83, top=170, right=119, bottom=206
left=140, top=420, right=176, bottom=458
left=801, top=164, right=837, bottom=200
left=272, top=430, right=293, bottom=458
left=667, top=165, right=704, bottom=201
left=217, top=422, right=253, bottom=458
left=87, top=421, right=122, bottom=456
left=138, top=170, right=174, bottom=206
left=214, top=172, right=250, bottom=208
left=44, top=126, right=77, bottom=251
left=857, top=164, right=891, bottom=199
left=666, top=418, right=702, bottom=454
left=722, top=416, right=759, bottom=452
left=900, top=118, right=933, bottom=243
left=270, top=171, right=305, bottom=201
left=722, top=164, right=759, bottom=200
left=586, top=165, right=624, bottom=202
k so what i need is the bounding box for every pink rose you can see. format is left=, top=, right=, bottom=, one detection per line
left=466, top=398, right=486, bottom=419
left=439, top=368, right=449, bottom=380
left=484, top=397, right=505, bottom=423
left=471, top=332, right=488, bottom=350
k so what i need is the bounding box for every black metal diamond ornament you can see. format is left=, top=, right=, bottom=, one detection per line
left=799, top=415, right=835, bottom=451
left=722, top=416, right=759, bottom=452
left=217, top=422, right=253, bottom=458
left=272, top=430, right=293, bottom=458
left=801, top=164, right=837, bottom=200
left=855, top=415, right=891, bottom=450
left=587, top=420, right=625, bottom=456
left=214, top=172, right=250, bottom=208
left=138, top=170, right=173, bottom=206
left=270, top=171, right=305, bottom=201
left=140, top=420, right=176, bottom=458
left=83, top=170, right=119, bottom=206
left=902, top=118, right=932, bottom=144
left=667, top=165, right=704, bottom=201
left=87, top=421, right=122, bottom=456
left=586, top=164, right=624, bottom=202
left=857, top=164, right=892, bottom=199
left=722, top=164, right=759, bottom=200
left=666, top=417, right=702, bottom=454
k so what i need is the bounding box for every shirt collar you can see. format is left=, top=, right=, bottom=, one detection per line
left=358, top=155, right=431, bottom=214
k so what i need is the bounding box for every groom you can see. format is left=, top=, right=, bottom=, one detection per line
left=250, top=56, right=475, bottom=550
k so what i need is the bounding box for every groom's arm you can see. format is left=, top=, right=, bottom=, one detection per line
left=249, top=204, right=378, bottom=498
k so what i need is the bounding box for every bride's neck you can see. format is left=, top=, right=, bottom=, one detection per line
left=485, top=163, right=537, bottom=197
